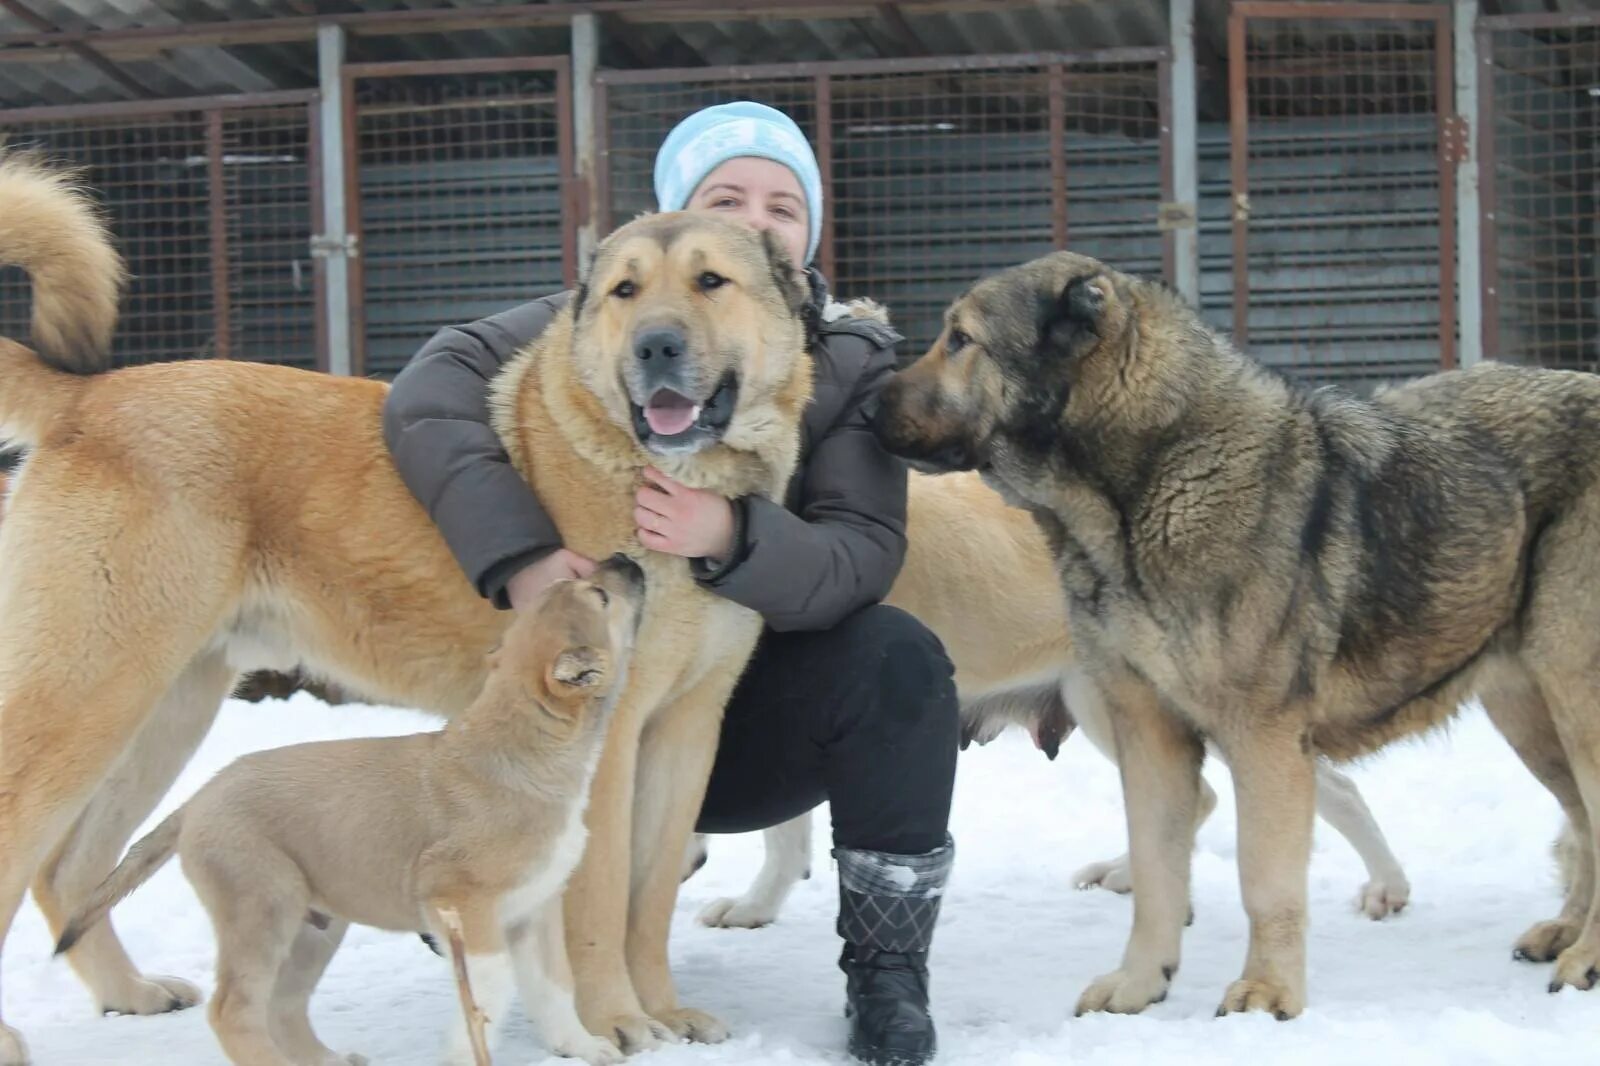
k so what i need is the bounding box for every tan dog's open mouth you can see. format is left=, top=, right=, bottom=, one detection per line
left=629, top=370, right=740, bottom=455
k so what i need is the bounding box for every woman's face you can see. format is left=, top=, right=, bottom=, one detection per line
left=687, top=156, right=810, bottom=270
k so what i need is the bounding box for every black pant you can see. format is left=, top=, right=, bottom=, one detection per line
left=694, top=604, right=959, bottom=856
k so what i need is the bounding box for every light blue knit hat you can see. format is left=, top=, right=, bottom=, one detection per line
left=652, top=101, right=824, bottom=265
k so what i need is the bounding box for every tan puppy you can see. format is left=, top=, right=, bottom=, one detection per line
left=55, top=557, right=646, bottom=1066
left=0, top=150, right=821, bottom=1064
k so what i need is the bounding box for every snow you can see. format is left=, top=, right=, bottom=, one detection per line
left=8, top=693, right=1597, bottom=1065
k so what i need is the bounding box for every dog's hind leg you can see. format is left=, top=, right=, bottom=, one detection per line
left=0, top=467, right=242, bottom=1065
left=269, top=916, right=363, bottom=1066
left=33, top=650, right=236, bottom=1017
left=697, top=813, right=812, bottom=929
left=1479, top=663, right=1592, bottom=966
left=1312, top=763, right=1411, bottom=920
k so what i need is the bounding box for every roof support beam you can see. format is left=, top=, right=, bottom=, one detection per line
left=0, top=0, right=152, bottom=96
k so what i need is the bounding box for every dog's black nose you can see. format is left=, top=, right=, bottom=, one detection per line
left=600, top=552, right=646, bottom=590
left=634, top=328, right=685, bottom=362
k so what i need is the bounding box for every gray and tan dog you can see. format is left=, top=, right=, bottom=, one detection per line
left=872, top=248, right=1600, bottom=1020
left=55, top=557, right=647, bottom=1066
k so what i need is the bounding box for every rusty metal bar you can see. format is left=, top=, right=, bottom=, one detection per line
left=1231, top=1, right=1448, bottom=19
left=815, top=72, right=835, bottom=282
left=206, top=108, right=231, bottom=360
left=1047, top=63, right=1067, bottom=250
left=1157, top=53, right=1176, bottom=288
left=1432, top=10, right=1456, bottom=372
left=0, top=0, right=151, bottom=96
left=1478, top=11, right=1600, bottom=31
left=594, top=46, right=1174, bottom=85
left=0, top=90, right=317, bottom=123
left=1228, top=6, right=1249, bottom=349
left=0, top=1, right=1034, bottom=52
left=307, top=98, right=330, bottom=374
left=557, top=65, right=578, bottom=289
left=1475, top=24, right=1499, bottom=361
left=342, top=56, right=570, bottom=79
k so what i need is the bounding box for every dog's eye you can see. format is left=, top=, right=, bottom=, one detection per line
left=697, top=271, right=727, bottom=292
left=611, top=279, right=637, bottom=299
left=948, top=329, right=970, bottom=353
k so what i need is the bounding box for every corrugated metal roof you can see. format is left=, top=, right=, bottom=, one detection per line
left=0, top=0, right=1575, bottom=109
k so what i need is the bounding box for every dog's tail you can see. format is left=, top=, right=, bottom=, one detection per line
left=0, top=146, right=126, bottom=447
left=54, top=808, right=183, bottom=957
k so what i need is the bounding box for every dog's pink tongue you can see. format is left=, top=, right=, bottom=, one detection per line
left=645, top=390, right=698, bottom=436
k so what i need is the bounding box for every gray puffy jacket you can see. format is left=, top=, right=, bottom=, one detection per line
left=380, top=272, right=908, bottom=632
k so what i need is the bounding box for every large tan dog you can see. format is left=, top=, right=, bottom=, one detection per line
left=0, top=150, right=823, bottom=1064
left=871, top=249, right=1600, bottom=1020
left=688, top=470, right=1411, bottom=928
left=55, top=557, right=647, bottom=1066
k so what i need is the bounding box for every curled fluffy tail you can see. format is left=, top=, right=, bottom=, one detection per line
left=0, top=146, right=126, bottom=445
left=54, top=809, right=182, bottom=957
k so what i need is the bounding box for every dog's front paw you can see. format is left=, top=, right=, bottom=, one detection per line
left=1355, top=875, right=1410, bottom=920
left=698, top=895, right=779, bottom=929
left=650, top=1007, right=729, bottom=1044
left=0, top=1021, right=30, bottom=1066
left=1217, top=978, right=1303, bottom=1020
left=554, top=1034, right=625, bottom=1065
left=1073, top=966, right=1170, bottom=1016
left=1548, top=941, right=1600, bottom=993
left=1072, top=855, right=1133, bottom=894
left=1515, top=919, right=1581, bottom=963
left=592, top=1014, right=677, bottom=1055
left=99, top=974, right=202, bottom=1016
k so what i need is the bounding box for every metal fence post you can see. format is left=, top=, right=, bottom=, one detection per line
left=1453, top=0, right=1481, bottom=367
left=573, top=13, right=600, bottom=271
left=316, top=23, right=354, bottom=376
left=1168, top=0, right=1201, bottom=307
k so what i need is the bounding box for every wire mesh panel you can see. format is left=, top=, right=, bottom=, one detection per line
left=599, top=53, right=1172, bottom=362
left=1480, top=17, right=1600, bottom=372
left=347, top=60, right=574, bottom=379
left=829, top=61, right=1167, bottom=357
left=0, top=97, right=321, bottom=371
left=1230, top=3, right=1454, bottom=391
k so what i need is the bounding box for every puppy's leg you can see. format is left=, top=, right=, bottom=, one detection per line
left=430, top=902, right=515, bottom=1066
left=1312, top=762, right=1411, bottom=920
left=1479, top=667, right=1592, bottom=963
left=698, top=814, right=812, bottom=929
left=269, top=916, right=362, bottom=1066
left=1074, top=671, right=1204, bottom=1017
left=1214, top=718, right=1315, bottom=1020
left=622, top=671, right=742, bottom=1043
left=190, top=849, right=311, bottom=1066
left=34, top=651, right=234, bottom=1016
left=505, top=899, right=622, bottom=1066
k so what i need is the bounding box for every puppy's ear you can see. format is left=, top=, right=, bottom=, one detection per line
left=547, top=647, right=608, bottom=695
left=1038, top=273, right=1111, bottom=351
left=761, top=229, right=810, bottom=316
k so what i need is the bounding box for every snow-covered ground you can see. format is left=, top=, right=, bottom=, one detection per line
left=7, top=692, right=1597, bottom=1065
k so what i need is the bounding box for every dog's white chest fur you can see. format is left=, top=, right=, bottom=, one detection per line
left=497, top=799, right=590, bottom=927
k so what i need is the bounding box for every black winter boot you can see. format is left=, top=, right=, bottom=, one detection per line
left=834, top=835, right=953, bottom=1066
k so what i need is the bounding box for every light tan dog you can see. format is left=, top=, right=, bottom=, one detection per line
left=55, top=558, right=646, bottom=1066
left=0, top=149, right=824, bottom=1064
left=688, top=470, right=1411, bottom=928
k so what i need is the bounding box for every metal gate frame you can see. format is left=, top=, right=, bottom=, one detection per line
left=593, top=48, right=1178, bottom=290
left=1475, top=8, right=1600, bottom=365
left=1228, top=1, right=1458, bottom=370
left=340, top=55, right=576, bottom=378
left=0, top=89, right=326, bottom=369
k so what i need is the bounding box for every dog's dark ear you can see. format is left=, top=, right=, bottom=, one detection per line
left=1039, top=274, right=1110, bottom=349
left=760, top=229, right=810, bottom=316
left=549, top=647, right=607, bottom=693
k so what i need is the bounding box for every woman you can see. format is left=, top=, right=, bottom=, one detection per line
left=381, top=101, right=957, bottom=1066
